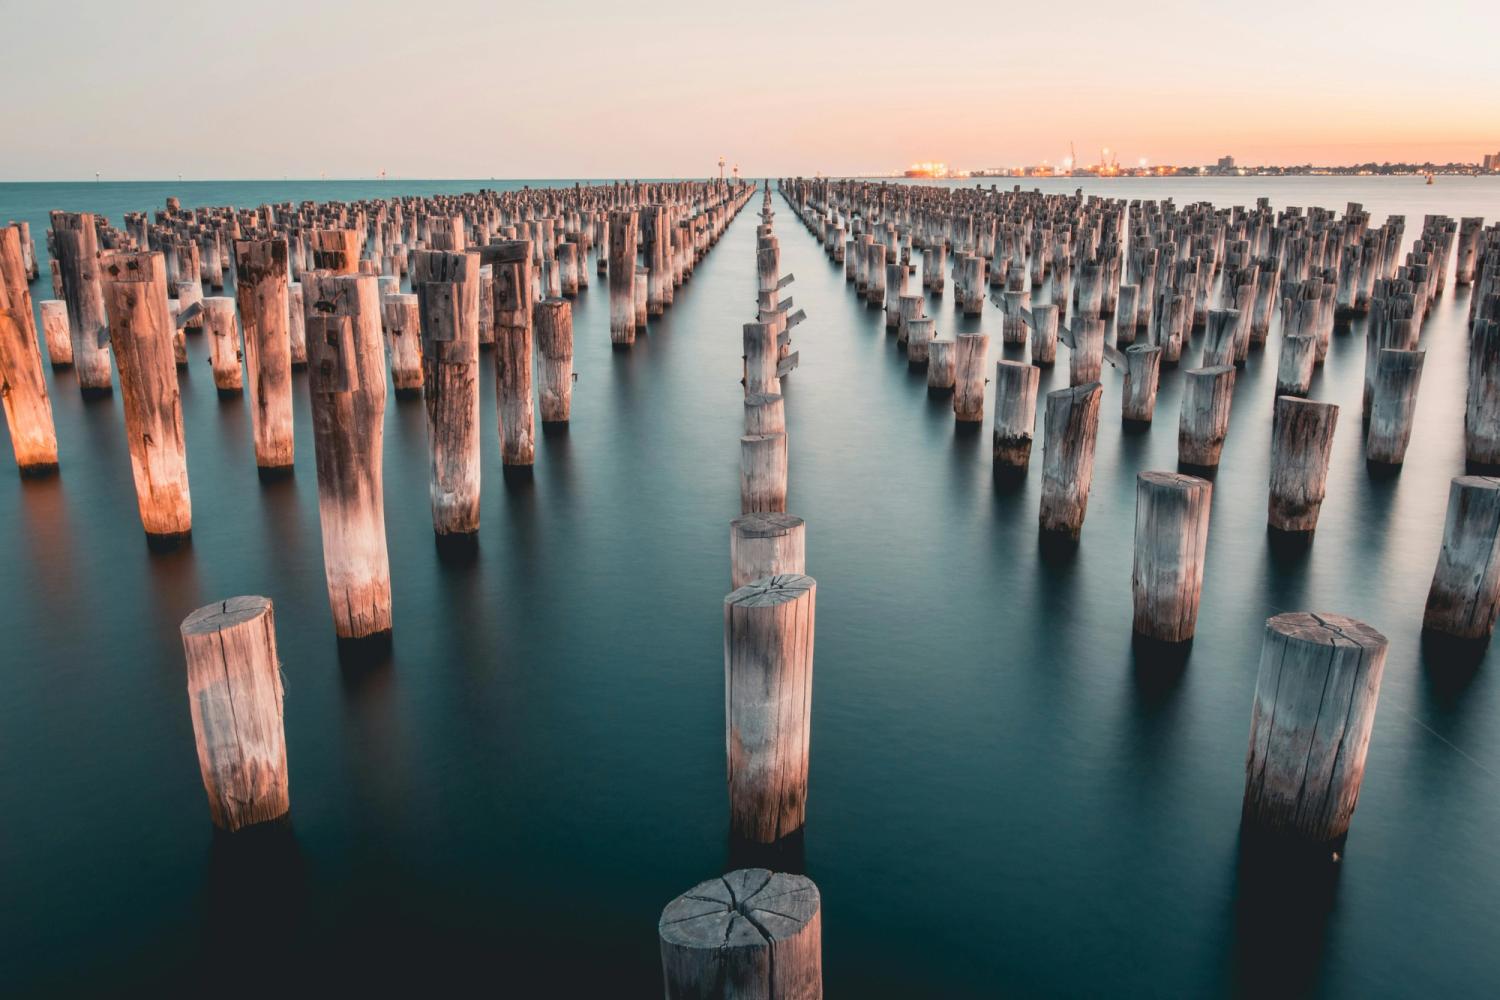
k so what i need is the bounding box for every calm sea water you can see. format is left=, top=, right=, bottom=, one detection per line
left=3, top=177, right=1500, bottom=997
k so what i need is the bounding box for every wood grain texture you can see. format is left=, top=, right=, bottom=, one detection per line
left=659, top=869, right=822, bottom=999
left=50, top=211, right=114, bottom=392
left=99, top=251, right=192, bottom=537
left=724, top=576, right=816, bottom=844
left=380, top=293, right=424, bottom=395
left=302, top=271, right=391, bottom=638
left=1132, top=471, right=1212, bottom=643
left=730, top=513, right=806, bottom=591
left=534, top=297, right=574, bottom=423
left=181, top=596, right=289, bottom=832
left=1423, top=476, right=1500, bottom=639
left=201, top=296, right=243, bottom=393
left=484, top=240, right=536, bottom=466
left=1178, top=365, right=1236, bottom=469
left=1040, top=382, right=1103, bottom=539
left=38, top=299, right=72, bottom=367
left=1122, top=344, right=1161, bottom=424
left=235, top=239, right=294, bottom=468
left=1242, top=612, right=1387, bottom=847
left=1269, top=396, right=1338, bottom=533
left=993, top=359, right=1040, bottom=470
left=741, top=433, right=788, bottom=515
left=953, top=333, right=988, bottom=423
left=412, top=250, right=482, bottom=536
left=1366, top=348, right=1424, bottom=465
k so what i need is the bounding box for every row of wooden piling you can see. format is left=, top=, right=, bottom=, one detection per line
left=6, top=180, right=753, bottom=642
left=658, top=186, right=823, bottom=997
left=777, top=176, right=1500, bottom=861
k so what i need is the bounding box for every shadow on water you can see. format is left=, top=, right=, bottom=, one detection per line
left=726, top=828, right=807, bottom=876
left=337, top=632, right=395, bottom=697
left=1228, top=833, right=1342, bottom=999
left=1131, top=634, right=1193, bottom=708
left=197, top=820, right=308, bottom=980
left=145, top=540, right=202, bottom=634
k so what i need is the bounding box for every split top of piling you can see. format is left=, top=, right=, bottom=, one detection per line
left=727, top=573, right=815, bottom=608
left=732, top=512, right=805, bottom=538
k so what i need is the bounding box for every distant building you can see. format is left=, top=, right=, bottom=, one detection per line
left=1484, top=152, right=1500, bottom=172
left=1214, top=155, right=1236, bottom=174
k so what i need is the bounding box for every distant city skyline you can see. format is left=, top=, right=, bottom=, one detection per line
left=3, top=0, right=1497, bottom=181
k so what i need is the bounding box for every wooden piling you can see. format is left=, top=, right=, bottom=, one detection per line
left=1132, top=471, right=1212, bottom=644
left=1039, top=382, right=1103, bottom=539
left=928, top=338, right=955, bottom=390
left=1178, top=365, right=1236, bottom=470
left=1269, top=396, right=1338, bottom=534
left=730, top=513, right=806, bottom=590
left=1366, top=348, right=1424, bottom=466
left=0, top=307, right=58, bottom=475
left=608, top=210, right=637, bottom=344
left=724, top=574, right=816, bottom=843
left=1122, top=344, right=1161, bottom=426
left=485, top=240, right=536, bottom=466
left=202, top=296, right=243, bottom=394
left=181, top=596, right=290, bottom=832
left=1422, top=476, right=1500, bottom=640
left=381, top=293, right=425, bottom=397
left=954, top=332, right=989, bottom=422
left=993, top=359, right=1040, bottom=471
left=50, top=211, right=114, bottom=393
left=38, top=299, right=72, bottom=367
left=1030, top=303, right=1058, bottom=367
left=1242, top=612, right=1387, bottom=852
left=302, top=271, right=391, bottom=638
left=741, top=433, right=788, bottom=514
left=412, top=249, right=482, bottom=536
left=235, top=239, right=295, bottom=471
left=535, top=297, right=574, bottom=424
left=1275, top=334, right=1317, bottom=399
left=659, top=869, right=822, bottom=999
left=99, top=251, right=192, bottom=541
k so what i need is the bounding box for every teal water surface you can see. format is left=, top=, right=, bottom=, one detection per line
left=2, top=177, right=1500, bottom=997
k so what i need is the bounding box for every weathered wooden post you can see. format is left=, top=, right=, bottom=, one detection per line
left=0, top=307, right=59, bottom=475
left=725, top=574, right=816, bottom=843
left=1465, top=319, right=1500, bottom=469
left=745, top=392, right=785, bottom=437
left=744, top=321, right=780, bottom=397
left=1030, top=303, right=1058, bottom=367
left=1132, top=471, right=1212, bottom=644
left=309, top=228, right=360, bottom=273
left=288, top=281, right=308, bottom=367
left=1366, top=349, right=1424, bottom=466
left=1242, top=612, right=1388, bottom=854
left=1423, top=476, right=1500, bottom=641
left=993, top=359, right=1040, bottom=471
left=730, top=512, right=807, bottom=590
left=1070, top=317, right=1104, bottom=386
left=202, top=296, right=243, bottom=394
left=181, top=596, right=290, bottom=832
left=906, top=316, right=935, bottom=366
left=99, top=251, right=192, bottom=543
left=1275, top=334, right=1317, bottom=399
left=1122, top=344, right=1161, bottom=426
left=302, top=271, right=392, bottom=639
left=412, top=249, right=482, bottom=537
left=39, top=299, right=73, bottom=368
left=373, top=292, right=420, bottom=398
left=659, top=869, right=822, bottom=999
left=608, top=210, right=637, bottom=344
left=741, top=433, right=788, bottom=514
left=954, top=332, right=989, bottom=423
left=485, top=240, right=536, bottom=467
left=235, top=239, right=295, bottom=473
left=535, top=297, right=574, bottom=423
left=50, top=211, right=114, bottom=393
left=928, top=338, right=955, bottom=391
left=1039, top=382, right=1103, bottom=539
left=1269, top=397, right=1338, bottom=535
left=1178, top=365, right=1236, bottom=470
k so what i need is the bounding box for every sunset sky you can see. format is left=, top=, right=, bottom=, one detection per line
left=5, top=0, right=1497, bottom=180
